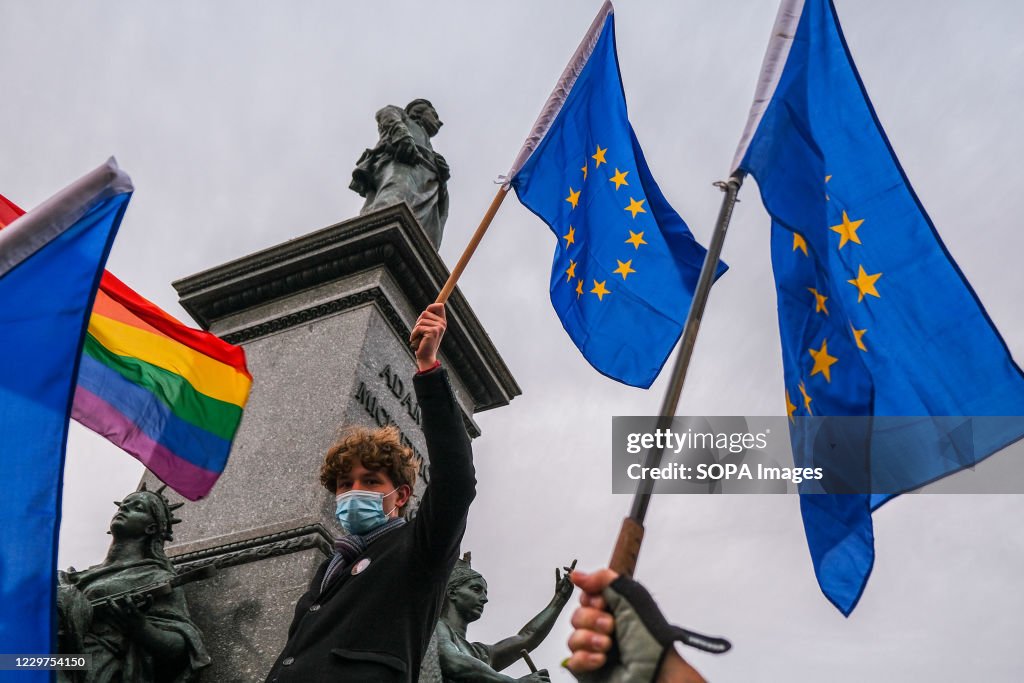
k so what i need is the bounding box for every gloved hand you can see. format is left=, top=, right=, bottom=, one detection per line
left=567, top=570, right=730, bottom=683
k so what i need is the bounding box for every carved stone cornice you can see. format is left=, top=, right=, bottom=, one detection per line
left=219, top=286, right=481, bottom=437
left=220, top=289, right=387, bottom=346
left=171, top=524, right=334, bottom=572
left=173, top=204, right=519, bottom=413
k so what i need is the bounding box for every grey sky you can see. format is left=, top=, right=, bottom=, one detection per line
left=3, top=1, right=1023, bottom=680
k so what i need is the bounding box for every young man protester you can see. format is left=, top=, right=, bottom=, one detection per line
left=266, top=303, right=476, bottom=683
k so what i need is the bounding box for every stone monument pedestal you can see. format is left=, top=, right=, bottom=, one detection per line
left=142, top=204, right=518, bottom=682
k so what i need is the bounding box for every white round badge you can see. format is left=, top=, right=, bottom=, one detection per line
left=351, top=558, right=371, bottom=575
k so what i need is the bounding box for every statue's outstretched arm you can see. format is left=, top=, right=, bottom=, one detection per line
left=488, top=567, right=574, bottom=672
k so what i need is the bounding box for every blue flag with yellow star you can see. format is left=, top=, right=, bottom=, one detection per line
left=507, top=2, right=724, bottom=388
left=734, top=0, right=1024, bottom=615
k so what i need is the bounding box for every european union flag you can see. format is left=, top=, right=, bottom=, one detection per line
left=735, top=0, right=1024, bottom=614
left=0, top=159, right=131, bottom=666
left=508, top=2, right=724, bottom=388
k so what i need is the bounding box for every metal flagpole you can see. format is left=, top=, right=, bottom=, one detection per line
left=609, top=171, right=745, bottom=577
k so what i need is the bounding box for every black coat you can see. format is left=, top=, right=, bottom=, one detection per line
left=266, top=367, right=476, bottom=683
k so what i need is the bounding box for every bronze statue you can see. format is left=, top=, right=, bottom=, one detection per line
left=56, top=484, right=210, bottom=683
left=350, top=98, right=450, bottom=248
left=419, top=553, right=574, bottom=683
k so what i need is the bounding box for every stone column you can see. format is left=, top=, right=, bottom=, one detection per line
left=142, top=204, right=519, bottom=682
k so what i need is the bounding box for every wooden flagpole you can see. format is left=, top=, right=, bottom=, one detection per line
left=609, top=172, right=745, bottom=577
left=434, top=186, right=508, bottom=304
left=408, top=186, right=507, bottom=350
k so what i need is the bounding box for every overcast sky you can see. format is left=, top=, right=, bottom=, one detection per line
left=3, top=1, right=1024, bottom=680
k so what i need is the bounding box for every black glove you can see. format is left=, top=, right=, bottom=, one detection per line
left=574, top=576, right=730, bottom=683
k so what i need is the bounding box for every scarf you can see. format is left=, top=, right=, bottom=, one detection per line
left=319, top=517, right=407, bottom=594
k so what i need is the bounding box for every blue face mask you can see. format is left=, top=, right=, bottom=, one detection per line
left=334, top=489, right=397, bottom=535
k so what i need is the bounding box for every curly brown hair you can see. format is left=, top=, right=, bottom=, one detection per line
left=320, top=425, right=419, bottom=499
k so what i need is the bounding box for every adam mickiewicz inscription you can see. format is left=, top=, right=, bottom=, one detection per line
left=354, top=364, right=427, bottom=480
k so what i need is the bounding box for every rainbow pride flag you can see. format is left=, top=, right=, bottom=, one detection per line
left=1, top=194, right=251, bottom=500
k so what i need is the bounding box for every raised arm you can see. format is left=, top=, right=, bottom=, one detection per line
left=488, top=567, right=574, bottom=671
left=409, top=304, right=477, bottom=567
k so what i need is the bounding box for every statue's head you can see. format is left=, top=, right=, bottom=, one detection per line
left=109, top=483, right=183, bottom=565
left=444, top=552, right=487, bottom=623
left=406, top=98, right=443, bottom=137
left=320, top=425, right=419, bottom=519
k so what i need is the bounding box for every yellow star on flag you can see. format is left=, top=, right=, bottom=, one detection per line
left=624, top=197, right=647, bottom=219
left=565, top=259, right=577, bottom=283
left=581, top=162, right=588, bottom=180
left=830, top=211, right=864, bottom=249
left=847, top=265, right=882, bottom=302
left=625, top=230, right=647, bottom=249
left=563, top=225, right=575, bottom=248
left=566, top=187, right=581, bottom=210
left=786, top=390, right=797, bottom=423
left=799, top=382, right=813, bottom=416
left=793, top=233, right=808, bottom=256
left=825, top=174, right=832, bottom=201
left=609, top=168, right=629, bottom=190
left=592, top=145, right=608, bottom=168
left=613, top=259, right=635, bottom=280
left=807, top=287, right=829, bottom=315
left=575, top=278, right=584, bottom=298
left=850, top=323, right=868, bottom=352
left=808, top=339, right=839, bottom=383
left=590, top=280, right=610, bottom=301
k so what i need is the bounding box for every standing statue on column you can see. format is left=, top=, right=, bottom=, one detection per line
left=350, top=98, right=451, bottom=248
left=56, top=484, right=210, bottom=683
left=419, top=552, right=574, bottom=683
